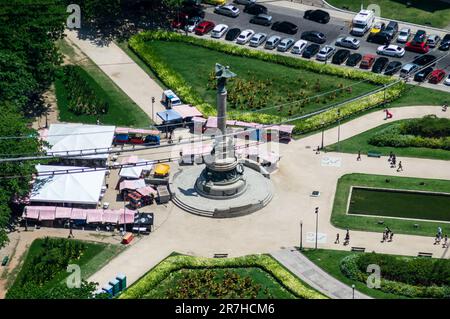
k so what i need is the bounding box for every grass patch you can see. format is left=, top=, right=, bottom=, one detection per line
left=332, top=173, right=450, bottom=236
left=301, top=249, right=409, bottom=299
left=326, top=120, right=450, bottom=160
left=349, top=187, right=450, bottom=221
left=327, top=0, right=450, bottom=28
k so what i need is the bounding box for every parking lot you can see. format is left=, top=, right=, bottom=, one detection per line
left=196, top=2, right=450, bottom=92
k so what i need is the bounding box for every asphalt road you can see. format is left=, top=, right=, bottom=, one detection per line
left=201, top=3, right=450, bottom=92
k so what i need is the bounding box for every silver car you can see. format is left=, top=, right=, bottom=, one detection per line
left=277, top=38, right=295, bottom=52
left=335, top=36, right=360, bottom=49
left=249, top=32, right=267, bottom=47
left=214, top=4, right=240, bottom=17
left=427, top=34, right=441, bottom=48
left=400, top=63, right=419, bottom=78
left=316, top=45, right=335, bottom=61
left=264, top=35, right=281, bottom=50
left=396, top=28, right=410, bottom=43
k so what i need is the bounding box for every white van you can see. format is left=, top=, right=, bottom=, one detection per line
left=291, top=40, right=308, bottom=55
left=351, top=10, right=375, bottom=36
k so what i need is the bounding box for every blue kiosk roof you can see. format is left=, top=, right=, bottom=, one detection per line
left=157, top=109, right=183, bottom=122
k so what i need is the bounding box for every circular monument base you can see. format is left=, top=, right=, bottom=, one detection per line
left=171, top=165, right=274, bottom=218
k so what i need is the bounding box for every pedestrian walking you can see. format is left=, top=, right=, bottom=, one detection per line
left=357, top=150, right=361, bottom=161
left=382, top=231, right=387, bottom=243
left=438, top=226, right=442, bottom=237
left=443, top=235, right=448, bottom=248
left=335, top=233, right=340, bottom=244
left=316, top=145, right=320, bottom=154
left=389, top=231, right=394, bottom=242
left=434, top=233, right=441, bottom=245
left=397, top=161, right=403, bottom=172
left=344, top=229, right=350, bottom=245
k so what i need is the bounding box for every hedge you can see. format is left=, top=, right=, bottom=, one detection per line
left=119, top=254, right=326, bottom=299
left=340, top=254, right=450, bottom=298
left=129, top=31, right=405, bottom=134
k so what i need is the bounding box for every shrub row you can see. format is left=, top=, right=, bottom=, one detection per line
left=128, top=31, right=404, bottom=134
left=119, top=254, right=326, bottom=299
left=340, top=254, right=450, bottom=298
left=402, top=115, right=450, bottom=138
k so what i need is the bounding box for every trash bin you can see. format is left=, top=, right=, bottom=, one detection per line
left=109, top=278, right=120, bottom=296
left=116, top=273, right=127, bottom=291
left=102, top=283, right=114, bottom=298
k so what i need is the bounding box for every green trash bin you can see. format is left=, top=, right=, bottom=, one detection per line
left=116, top=273, right=127, bottom=291
left=102, top=283, right=114, bottom=298
left=109, top=279, right=120, bottom=296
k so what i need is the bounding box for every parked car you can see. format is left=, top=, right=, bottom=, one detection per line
left=236, top=29, right=255, bottom=44
left=303, top=9, right=330, bottom=24
left=399, top=63, right=419, bottom=78
left=413, top=66, right=433, bottom=82
left=332, top=49, right=350, bottom=65
left=384, top=61, right=402, bottom=75
left=214, top=4, right=240, bottom=17
left=301, top=31, right=326, bottom=44
left=194, top=20, right=215, bottom=35
left=426, top=34, right=441, bottom=48
left=412, top=30, right=427, bottom=44
left=405, top=40, right=429, bottom=54
left=439, top=34, right=450, bottom=51
left=271, top=21, right=298, bottom=34
left=264, top=35, right=281, bottom=49
left=243, top=3, right=267, bottom=15
left=412, top=55, right=436, bottom=67
left=360, top=54, right=376, bottom=69
left=186, top=16, right=202, bottom=32
left=249, top=32, right=267, bottom=47
left=277, top=38, right=295, bottom=52
left=249, top=13, right=272, bottom=26
left=384, top=21, right=398, bottom=40
left=345, top=53, right=362, bottom=66
left=369, top=21, right=385, bottom=35
left=428, top=69, right=446, bottom=84
left=233, top=0, right=255, bottom=5
left=211, top=24, right=229, bottom=38
left=372, top=57, right=389, bottom=73
left=291, top=40, right=308, bottom=55
left=171, top=13, right=188, bottom=29
left=376, top=44, right=405, bottom=58
left=335, top=36, right=360, bottom=49
left=396, top=28, right=411, bottom=43
left=444, top=73, right=450, bottom=86
left=316, top=45, right=335, bottom=61
left=225, top=28, right=241, bottom=41
left=302, top=43, right=320, bottom=59
left=368, top=31, right=391, bottom=45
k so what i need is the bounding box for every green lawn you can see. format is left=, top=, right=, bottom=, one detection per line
left=145, top=40, right=378, bottom=117
left=327, top=0, right=450, bottom=28
left=332, top=173, right=450, bottom=236
left=349, top=187, right=450, bottom=221
left=326, top=120, right=450, bottom=160
left=301, top=249, right=408, bottom=299
left=55, top=41, right=152, bottom=127
left=144, top=267, right=295, bottom=299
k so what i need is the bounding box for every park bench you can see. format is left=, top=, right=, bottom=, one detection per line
left=213, top=253, right=228, bottom=258
left=351, top=247, right=366, bottom=252
left=367, top=151, right=381, bottom=158
left=1, top=256, right=8, bottom=266
left=417, top=252, right=433, bottom=258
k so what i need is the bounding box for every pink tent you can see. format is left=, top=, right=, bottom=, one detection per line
left=102, top=210, right=120, bottom=224
left=117, top=208, right=136, bottom=224
left=121, top=155, right=139, bottom=164
left=71, top=208, right=87, bottom=220
left=55, top=207, right=72, bottom=219
left=136, top=186, right=157, bottom=197
left=172, top=105, right=203, bottom=119
left=119, top=179, right=146, bottom=192
left=86, top=209, right=103, bottom=223
left=22, top=206, right=39, bottom=219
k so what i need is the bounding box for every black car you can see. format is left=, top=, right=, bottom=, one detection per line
left=413, top=67, right=433, bottom=82
left=368, top=31, right=391, bottom=45
left=412, top=54, right=436, bottom=67
left=249, top=13, right=272, bottom=26
left=303, top=9, right=330, bottom=24
left=384, top=21, right=398, bottom=40
left=384, top=61, right=402, bottom=75
left=372, top=57, right=389, bottom=73
left=439, top=34, right=450, bottom=51
left=300, top=31, right=326, bottom=44
left=243, top=3, right=267, bottom=15
left=225, top=28, right=241, bottom=41
left=271, top=21, right=298, bottom=35
left=302, top=43, right=320, bottom=59
left=332, top=49, right=350, bottom=65
left=346, top=53, right=362, bottom=67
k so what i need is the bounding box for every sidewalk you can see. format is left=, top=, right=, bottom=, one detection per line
left=271, top=248, right=371, bottom=299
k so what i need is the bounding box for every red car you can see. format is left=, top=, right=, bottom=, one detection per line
left=405, top=41, right=430, bottom=54
left=428, top=69, right=446, bottom=84
left=194, top=20, right=215, bottom=35
left=359, top=54, right=376, bottom=69
left=171, top=13, right=189, bottom=29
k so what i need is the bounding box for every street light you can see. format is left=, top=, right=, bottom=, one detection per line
left=151, top=96, right=155, bottom=122
left=314, top=207, right=319, bottom=250
left=320, top=121, right=325, bottom=150
left=337, top=109, right=341, bottom=152
left=352, top=284, right=355, bottom=299
left=300, top=220, right=303, bottom=251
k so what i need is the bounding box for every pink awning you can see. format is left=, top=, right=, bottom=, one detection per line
left=55, top=207, right=72, bottom=219
left=23, top=206, right=39, bottom=219
left=115, top=127, right=129, bottom=134
left=206, top=117, right=218, bottom=128
left=102, top=210, right=120, bottom=224
left=71, top=208, right=87, bottom=220
left=86, top=209, right=103, bottom=223
left=172, top=104, right=203, bottom=119
left=121, top=155, right=138, bottom=164
left=117, top=208, right=136, bottom=224
left=136, top=186, right=157, bottom=197
left=39, top=209, right=56, bottom=221
left=192, top=117, right=207, bottom=123
left=119, top=179, right=146, bottom=192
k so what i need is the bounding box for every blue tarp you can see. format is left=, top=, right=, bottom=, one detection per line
left=157, top=109, right=183, bottom=123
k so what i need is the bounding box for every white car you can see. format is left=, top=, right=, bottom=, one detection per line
left=397, top=28, right=410, bottom=43
left=316, top=45, right=335, bottom=61
left=291, top=40, right=308, bottom=55
left=214, top=4, right=240, bottom=17
left=187, top=17, right=202, bottom=32
left=211, top=24, right=229, bottom=38
left=236, top=29, right=255, bottom=44
left=277, top=38, right=295, bottom=52
left=444, top=74, right=450, bottom=86
left=335, top=36, right=360, bottom=49
left=249, top=32, right=267, bottom=47
left=377, top=44, right=405, bottom=57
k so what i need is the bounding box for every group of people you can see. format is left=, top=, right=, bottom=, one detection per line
left=381, top=227, right=394, bottom=243
left=335, top=229, right=350, bottom=246
left=435, top=226, right=448, bottom=248
left=388, top=152, right=403, bottom=172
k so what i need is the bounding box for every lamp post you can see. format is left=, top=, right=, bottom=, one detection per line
left=24, top=209, right=28, bottom=232
left=337, top=109, right=341, bottom=152
left=352, top=284, right=355, bottom=299
left=300, top=220, right=303, bottom=251
left=314, top=207, right=319, bottom=250
left=320, top=121, right=325, bottom=150
left=151, top=96, right=155, bottom=122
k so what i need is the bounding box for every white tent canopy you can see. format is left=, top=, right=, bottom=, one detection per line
left=45, top=123, right=115, bottom=159
left=119, top=159, right=153, bottom=179
left=29, top=165, right=106, bottom=205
